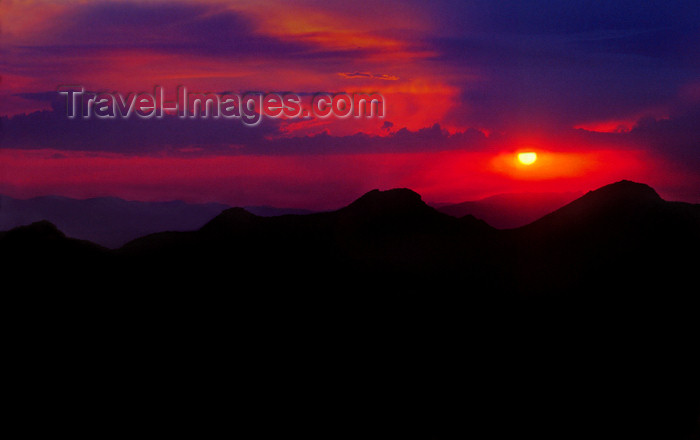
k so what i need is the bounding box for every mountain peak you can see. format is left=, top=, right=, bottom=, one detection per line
left=346, top=188, right=427, bottom=214
left=521, top=180, right=667, bottom=233
left=584, top=180, right=662, bottom=204
left=6, top=220, right=66, bottom=240
left=199, top=207, right=258, bottom=233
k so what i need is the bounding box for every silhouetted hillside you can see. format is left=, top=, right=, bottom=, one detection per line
left=4, top=180, right=698, bottom=297
left=116, top=188, right=507, bottom=289
left=0, top=219, right=106, bottom=259
left=0, top=194, right=229, bottom=248
left=243, top=205, right=315, bottom=217
left=507, top=180, right=700, bottom=296
left=2, top=180, right=698, bottom=440
left=0, top=194, right=314, bottom=248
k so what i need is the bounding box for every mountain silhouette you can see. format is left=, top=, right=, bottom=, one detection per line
left=116, top=187, right=501, bottom=289
left=506, top=180, right=700, bottom=296
left=522, top=180, right=666, bottom=229
left=4, top=180, right=698, bottom=297
left=2, top=180, right=698, bottom=440
left=0, top=194, right=229, bottom=248
left=0, top=219, right=105, bottom=258
left=0, top=194, right=314, bottom=248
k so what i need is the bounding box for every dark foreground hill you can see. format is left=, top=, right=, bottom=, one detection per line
left=4, top=180, right=697, bottom=298
left=86, top=179, right=699, bottom=299
left=2, top=180, right=699, bottom=439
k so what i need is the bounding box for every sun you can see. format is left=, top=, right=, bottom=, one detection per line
left=518, top=152, right=537, bottom=165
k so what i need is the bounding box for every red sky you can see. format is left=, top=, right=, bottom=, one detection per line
left=1, top=0, right=699, bottom=208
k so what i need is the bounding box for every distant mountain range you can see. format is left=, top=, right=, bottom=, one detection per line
left=3, top=180, right=699, bottom=293
left=0, top=190, right=590, bottom=248
left=103, top=180, right=697, bottom=296
left=2, top=180, right=699, bottom=440
left=0, top=194, right=313, bottom=248
left=435, top=191, right=583, bottom=228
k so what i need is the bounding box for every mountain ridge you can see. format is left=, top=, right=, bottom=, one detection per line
left=3, top=180, right=698, bottom=440
left=0, top=194, right=316, bottom=247
left=3, top=180, right=699, bottom=271
left=5, top=180, right=699, bottom=254
left=3, top=181, right=695, bottom=247
left=2, top=179, right=696, bottom=297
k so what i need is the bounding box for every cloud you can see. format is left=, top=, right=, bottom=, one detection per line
left=339, top=72, right=399, bottom=80
left=11, top=1, right=415, bottom=63
left=0, top=95, right=278, bottom=154
left=2, top=1, right=699, bottom=174
left=0, top=93, right=489, bottom=155
left=23, top=2, right=311, bottom=59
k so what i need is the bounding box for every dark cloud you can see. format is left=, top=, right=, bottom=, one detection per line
left=40, top=2, right=311, bottom=58
left=0, top=94, right=489, bottom=155
left=340, top=72, right=399, bottom=80
left=339, top=72, right=373, bottom=79
left=20, top=1, right=400, bottom=62
left=0, top=95, right=278, bottom=154
left=258, top=124, right=489, bottom=155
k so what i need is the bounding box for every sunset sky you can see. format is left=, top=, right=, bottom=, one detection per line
left=1, top=0, right=699, bottom=209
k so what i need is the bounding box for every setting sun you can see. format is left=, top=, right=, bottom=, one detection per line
left=518, top=152, right=538, bottom=165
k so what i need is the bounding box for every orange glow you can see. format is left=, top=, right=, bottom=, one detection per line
left=492, top=150, right=637, bottom=181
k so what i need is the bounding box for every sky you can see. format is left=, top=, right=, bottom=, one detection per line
left=1, top=0, right=699, bottom=209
